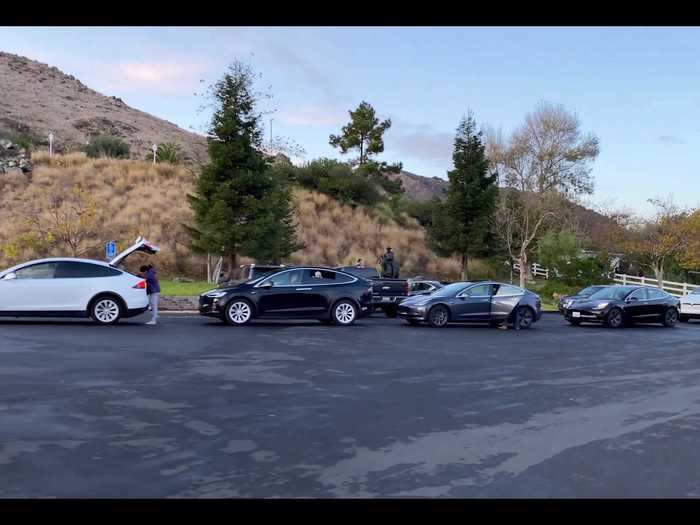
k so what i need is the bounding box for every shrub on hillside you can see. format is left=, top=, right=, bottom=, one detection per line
left=83, top=134, right=130, bottom=159
left=154, top=142, right=181, bottom=164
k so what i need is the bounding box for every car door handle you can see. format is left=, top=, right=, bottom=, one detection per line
left=296, top=287, right=312, bottom=291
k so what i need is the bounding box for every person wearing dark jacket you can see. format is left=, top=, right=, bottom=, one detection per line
left=140, top=264, right=161, bottom=325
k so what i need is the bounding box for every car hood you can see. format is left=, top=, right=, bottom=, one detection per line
left=401, top=295, right=438, bottom=307
left=568, top=299, right=619, bottom=309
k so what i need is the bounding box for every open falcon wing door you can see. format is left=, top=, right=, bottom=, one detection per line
left=109, top=236, right=160, bottom=267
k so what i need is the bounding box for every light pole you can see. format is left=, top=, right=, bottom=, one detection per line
left=48, top=131, right=54, bottom=157
left=269, top=118, right=274, bottom=150
left=152, top=144, right=157, bottom=165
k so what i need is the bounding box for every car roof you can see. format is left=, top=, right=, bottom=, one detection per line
left=1, top=257, right=114, bottom=276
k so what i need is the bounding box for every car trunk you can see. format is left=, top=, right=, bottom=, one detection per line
left=109, top=237, right=160, bottom=268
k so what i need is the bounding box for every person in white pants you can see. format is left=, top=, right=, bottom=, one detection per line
left=141, top=264, right=160, bottom=325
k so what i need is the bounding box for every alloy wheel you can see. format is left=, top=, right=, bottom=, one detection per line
left=94, top=299, right=119, bottom=324
left=518, top=307, right=534, bottom=329
left=228, top=301, right=252, bottom=324
left=334, top=302, right=357, bottom=325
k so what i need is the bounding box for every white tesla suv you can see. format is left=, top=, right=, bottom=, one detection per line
left=680, top=287, right=700, bottom=323
left=0, top=237, right=159, bottom=325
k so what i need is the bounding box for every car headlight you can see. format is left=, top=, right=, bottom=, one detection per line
left=414, top=306, right=427, bottom=312
left=204, top=290, right=228, bottom=298
left=592, top=302, right=609, bottom=310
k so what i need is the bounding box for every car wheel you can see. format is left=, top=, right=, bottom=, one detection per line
left=605, top=307, right=624, bottom=328
left=332, top=300, right=358, bottom=326
left=224, top=299, right=253, bottom=326
left=567, top=318, right=582, bottom=326
left=385, top=306, right=398, bottom=318
left=428, top=305, right=449, bottom=328
left=680, top=314, right=690, bottom=323
left=514, top=306, right=534, bottom=330
left=662, top=307, right=679, bottom=327
left=90, top=296, right=123, bottom=325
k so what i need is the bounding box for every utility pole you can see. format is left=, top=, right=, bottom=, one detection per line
left=152, top=144, right=157, bottom=165
left=269, top=118, right=274, bottom=150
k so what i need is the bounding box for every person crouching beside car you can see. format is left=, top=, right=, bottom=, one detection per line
left=140, top=264, right=161, bottom=325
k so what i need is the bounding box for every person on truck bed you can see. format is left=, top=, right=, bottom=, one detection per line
left=380, top=247, right=399, bottom=279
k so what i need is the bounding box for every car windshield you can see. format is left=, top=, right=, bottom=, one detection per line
left=432, top=282, right=470, bottom=298
left=579, top=285, right=604, bottom=296
left=588, top=286, right=636, bottom=301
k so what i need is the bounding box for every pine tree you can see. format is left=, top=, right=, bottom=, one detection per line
left=187, top=61, right=301, bottom=278
left=430, top=112, right=498, bottom=280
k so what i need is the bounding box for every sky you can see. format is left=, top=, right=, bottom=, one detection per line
left=1, top=27, right=699, bottom=217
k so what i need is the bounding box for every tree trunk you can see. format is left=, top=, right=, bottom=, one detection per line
left=460, top=253, right=468, bottom=281
left=654, top=261, right=664, bottom=289
left=227, top=253, right=238, bottom=281
left=518, top=253, right=528, bottom=289
left=206, top=254, right=211, bottom=283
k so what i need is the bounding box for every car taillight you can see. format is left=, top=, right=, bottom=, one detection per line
left=133, top=280, right=147, bottom=289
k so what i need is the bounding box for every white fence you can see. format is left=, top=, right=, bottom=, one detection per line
left=613, top=273, right=698, bottom=297
left=513, top=262, right=549, bottom=280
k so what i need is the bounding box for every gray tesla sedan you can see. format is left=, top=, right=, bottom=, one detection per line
left=397, top=281, right=543, bottom=329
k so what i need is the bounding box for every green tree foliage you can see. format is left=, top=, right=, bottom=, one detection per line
left=155, top=142, right=182, bottom=164
left=187, top=61, right=301, bottom=276
left=271, top=158, right=382, bottom=207
left=429, top=112, right=498, bottom=279
left=538, top=229, right=607, bottom=285
left=83, top=134, right=130, bottom=159
left=329, top=101, right=392, bottom=165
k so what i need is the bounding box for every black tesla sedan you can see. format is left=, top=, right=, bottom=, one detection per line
left=558, top=285, right=609, bottom=313
left=199, top=266, right=373, bottom=326
left=562, top=285, right=680, bottom=328
left=397, top=281, right=543, bottom=329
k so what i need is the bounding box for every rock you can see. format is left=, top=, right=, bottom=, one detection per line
left=0, top=139, right=13, bottom=150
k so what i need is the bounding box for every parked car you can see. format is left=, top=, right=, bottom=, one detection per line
left=561, top=285, right=680, bottom=328
left=408, top=279, right=445, bottom=297
left=397, top=281, right=542, bottom=329
left=0, top=237, right=159, bottom=325
left=680, top=287, right=700, bottom=322
left=336, top=265, right=409, bottom=318
left=558, top=285, right=610, bottom=312
left=200, top=266, right=373, bottom=326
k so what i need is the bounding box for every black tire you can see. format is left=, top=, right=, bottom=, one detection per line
left=489, top=320, right=503, bottom=328
left=605, top=307, right=624, bottom=328
left=662, top=307, right=679, bottom=327
left=513, top=306, right=535, bottom=330
left=428, top=305, right=450, bottom=328
left=332, top=300, right=358, bottom=326
left=680, top=314, right=690, bottom=323
left=90, top=295, right=123, bottom=325
left=567, top=318, right=582, bottom=326
left=224, top=299, right=254, bottom=326
left=384, top=305, right=398, bottom=318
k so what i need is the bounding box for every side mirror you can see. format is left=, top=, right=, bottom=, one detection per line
left=1, top=272, right=17, bottom=281
left=260, top=281, right=273, bottom=289
left=626, top=297, right=638, bottom=302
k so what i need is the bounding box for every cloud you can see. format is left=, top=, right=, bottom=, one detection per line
left=386, top=119, right=454, bottom=165
left=101, top=60, right=209, bottom=95
left=657, top=135, right=685, bottom=144
left=279, top=105, right=346, bottom=127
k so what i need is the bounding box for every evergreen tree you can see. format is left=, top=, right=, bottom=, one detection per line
left=430, top=112, right=498, bottom=279
left=329, top=101, right=391, bottom=165
left=187, top=61, right=301, bottom=278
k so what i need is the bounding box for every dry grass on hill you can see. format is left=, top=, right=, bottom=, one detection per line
left=0, top=154, right=462, bottom=280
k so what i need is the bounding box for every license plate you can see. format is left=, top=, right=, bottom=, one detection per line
left=381, top=297, right=392, bottom=302
left=572, top=312, right=581, bottom=318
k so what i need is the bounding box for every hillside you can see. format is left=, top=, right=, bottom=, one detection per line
left=0, top=154, right=463, bottom=279
left=388, top=170, right=448, bottom=202
left=0, top=52, right=208, bottom=163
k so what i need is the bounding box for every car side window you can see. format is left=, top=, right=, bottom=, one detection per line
left=302, top=269, right=339, bottom=284
left=629, top=288, right=649, bottom=301
left=413, top=283, right=430, bottom=292
left=646, top=288, right=667, bottom=300
left=15, top=262, right=58, bottom=279
left=261, top=270, right=302, bottom=287
left=463, top=284, right=492, bottom=297
left=335, top=273, right=355, bottom=284
left=495, top=284, right=522, bottom=296
left=55, top=262, right=122, bottom=278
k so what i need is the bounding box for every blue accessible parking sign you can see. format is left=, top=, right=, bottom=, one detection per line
left=105, top=241, right=117, bottom=260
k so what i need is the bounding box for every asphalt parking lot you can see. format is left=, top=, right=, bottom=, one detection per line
left=2, top=312, right=700, bottom=497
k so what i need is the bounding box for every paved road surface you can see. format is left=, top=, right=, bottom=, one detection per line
left=2, top=313, right=700, bottom=497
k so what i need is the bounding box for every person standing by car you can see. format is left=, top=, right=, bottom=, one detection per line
left=140, top=264, right=160, bottom=325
